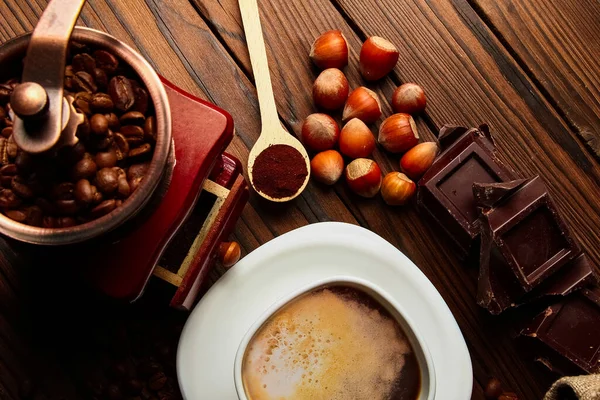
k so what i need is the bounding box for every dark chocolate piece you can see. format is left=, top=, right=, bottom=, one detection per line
left=476, top=177, right=586, bottom=314
left=473, top=179, right=527, bottom=209
left=521, top=286, right=600, bottom=374
left=480, top=176, right=579, bottom=291
left=477, top=249, right=596, bottom=314
left=530, top=253, right=597, bottom=298
left=417, top=124, right=516, bottom=257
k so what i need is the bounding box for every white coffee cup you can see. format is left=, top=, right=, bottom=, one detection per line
left=233, top=275, right=436, bottom=400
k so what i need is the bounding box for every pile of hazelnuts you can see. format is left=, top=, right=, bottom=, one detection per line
left=301, top=30, right=438, bottom=205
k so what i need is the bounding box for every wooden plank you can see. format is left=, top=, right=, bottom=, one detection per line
left=472, top=0, right=600, bottom=158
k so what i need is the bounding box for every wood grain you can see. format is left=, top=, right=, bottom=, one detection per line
left=0, top=0, right=599, bottom=398
left=472, top=0, right=600, bottom=158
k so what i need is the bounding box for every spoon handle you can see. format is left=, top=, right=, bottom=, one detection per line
left=239, top=0, right=279, bottom=130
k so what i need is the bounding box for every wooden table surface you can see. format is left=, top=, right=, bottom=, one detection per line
left=1, top=0, right=600, bottom=399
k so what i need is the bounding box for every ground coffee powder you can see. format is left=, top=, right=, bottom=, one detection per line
left=252, top=144, right=308, bottom=199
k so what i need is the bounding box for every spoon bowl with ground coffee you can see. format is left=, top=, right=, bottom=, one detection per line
left=239, top=0, right=310, bottom=202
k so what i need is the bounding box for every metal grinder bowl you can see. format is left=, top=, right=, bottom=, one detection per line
left=0, top=27, right=172, bottom=245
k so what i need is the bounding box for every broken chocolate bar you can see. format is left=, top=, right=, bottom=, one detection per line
left=480, top=176, right=579, bottom=290
left=473, top=179, right=527, bottom=209
left=521, top=286, right=600, bottom=374
left=476, top=177, right=586, bottom=314
left=478, top=249, right=596, bottom=314
left=417, top=124, right=516, bottom=257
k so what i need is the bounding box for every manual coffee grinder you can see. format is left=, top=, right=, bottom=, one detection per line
left=0, top=0, right=248, bottom=310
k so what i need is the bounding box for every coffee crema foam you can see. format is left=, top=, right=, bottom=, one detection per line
left=241, top=287, right=420, bottom=400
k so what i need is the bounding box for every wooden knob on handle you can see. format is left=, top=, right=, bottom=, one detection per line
left=218, top=241, right=241, bottom=268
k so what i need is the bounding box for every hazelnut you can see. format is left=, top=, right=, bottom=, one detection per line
left=313, top=68, right=349, bottom=110
left=311, top=150, right=344, bottom=185
left=342, top=87, right=382, bottom=123
left=378, top=113, right=419, bottom=153
left=380, top=172, right=416, bottom=206
left=345, top=158, right=382, bottom=198
left=359, top=36, right=399, bottom=81
left=309, top=30, right=349, bottom=70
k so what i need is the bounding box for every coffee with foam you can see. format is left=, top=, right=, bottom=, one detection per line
left=241, top=286, right=421, bottom=400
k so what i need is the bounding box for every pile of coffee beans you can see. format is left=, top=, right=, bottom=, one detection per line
left=0, top=42, right=156, bottom=227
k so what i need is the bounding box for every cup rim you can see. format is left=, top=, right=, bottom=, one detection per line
left=233, top=275, right=437, bottom=400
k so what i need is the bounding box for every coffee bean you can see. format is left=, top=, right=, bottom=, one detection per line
left=105, top=112, right=120, bottom=131
left=116, top=168, right=130, bottom=197
left=93, top=188, right=103, bottom=204
left=0, top=137, right=8, bottom=165
left=91, top=129, right=114, bottom=150
left=5, top=209, right=27, bottom=222
left=69, top=41, right=90, bottom=56
left=6, top=139, right=17, bottom=161
left=143, top=116, right=156, bottom=142
left=0, top=84, right=13, bottom=104
left=1, top=127, right=12, bottom=138
left=11, top=176, right=34, bottom=199
left=15, top=151, right=35, bottom=174
left=120, top=111, right=145, bottom=126
left=113, top=133, right=129, bottom=161
left=94, top=50, right=119, bottom=74
left=23, top=205, right=42, bottom=226
left=129, top=143, right=152, bottom=159
left=77, top=113, right=91, bottom=140
left=109, top=76, right=135, bottom=112
left=128, top=162, right=150, bottom=181
left=90, top=114, right=109, bottom=135
left=0, top=106, right=6, bottom=121
left=0, top=189, right=21, bottom=208
left=42, top=216, right=57, bottom=228
left=57, top=216, right=76, bottom=227
left=72, top=53, right=96, bottom=74
left=54, top=199, right=79, bottom=215
left=498, top=393, right=518, bottom=400
left=96, top=167, right=119, bottom=194
left=120, top=125, right=144, bottom=139
left=74, top=179, right=95, bottom=205
left=0, top=163, right=17, bottom=176
left=127, top=137, right=145, bottom=148
left=91, top=93, right=114, bottom=113
left=51, top=182, right=75, bottom=200
left=74, top=92, right=93, bottom=114
left=73, top=71, right=97, bottom=93
left=131, top=82, right=149, bottom=114
left=95, top=150, right=118, bottom=168
left=90, top=199, right=116, bottom=218
left=93, top=67, right=108, bottom=90
left=72, top=155, right=97, bottom=180
left=148, top=372, right=167, bottom=391
left=1, top=176, right=12, bottom=188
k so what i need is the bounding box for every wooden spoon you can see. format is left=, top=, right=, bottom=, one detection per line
left=239, top=0, right=311, bottom=202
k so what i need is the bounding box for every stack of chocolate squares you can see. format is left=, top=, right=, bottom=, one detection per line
left=417, top=124, right=599, bottom=374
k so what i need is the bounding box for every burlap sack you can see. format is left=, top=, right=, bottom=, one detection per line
left=544, top=375, right=600, bottom=400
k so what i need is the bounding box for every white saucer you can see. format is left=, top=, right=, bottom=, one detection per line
left=177, top=222, right=473, bottom=399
